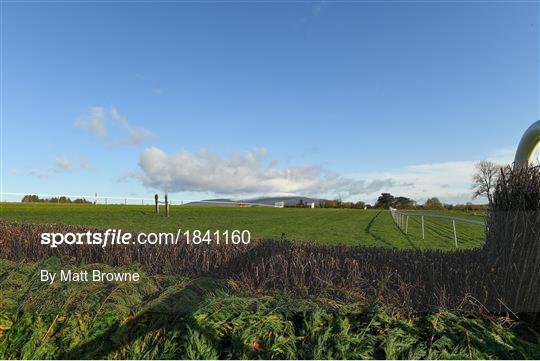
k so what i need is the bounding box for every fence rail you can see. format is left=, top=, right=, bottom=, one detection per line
left=0, top=192, right=277, bottom=208
left=389, top=207, right=486, bottom=248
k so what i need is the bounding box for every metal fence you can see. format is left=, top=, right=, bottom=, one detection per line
left=389, top=207, right=485, bottom=248
left=0, top=192, right=277, bottom=208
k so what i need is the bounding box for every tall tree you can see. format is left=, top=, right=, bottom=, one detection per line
left=424, top=197, right=443, bottom=210
left=375, top=193, right=395, bottom=209
left=393, top=196, right=415, bottom=209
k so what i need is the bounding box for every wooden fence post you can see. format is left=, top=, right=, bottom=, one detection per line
left=165, top=194, right=170, bottom=217
left=155, top=194, right=159, bottom=214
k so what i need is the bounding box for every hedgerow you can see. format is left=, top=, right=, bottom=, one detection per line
left=0, top=259, right=538, bottom=359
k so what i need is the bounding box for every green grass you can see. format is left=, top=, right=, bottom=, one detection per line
left=1, top=258, right=538, bottom=360
left=0, top=203, right=485, bottom=249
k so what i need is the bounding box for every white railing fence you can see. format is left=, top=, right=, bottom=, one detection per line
left=0, top=192, right=278, bottom=208
left=389, top=207, right=485, bottom=248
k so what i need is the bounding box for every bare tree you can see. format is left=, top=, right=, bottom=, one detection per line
left=472, top=160, right=500, bottom=204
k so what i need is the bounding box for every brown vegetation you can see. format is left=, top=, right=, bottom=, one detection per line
left=0, top=219, right=487, bottom=311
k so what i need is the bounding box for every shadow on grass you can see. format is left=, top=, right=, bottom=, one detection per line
left=58, top=276, right=224, bottom=359
left=364, top=211, right=418, bottom=250
left=58, top=240, right=292, bottom=359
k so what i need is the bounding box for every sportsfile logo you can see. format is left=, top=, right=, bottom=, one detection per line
left=41, top=229, right=147, bottom=248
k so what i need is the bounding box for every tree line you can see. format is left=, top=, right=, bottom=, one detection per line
left=372, top=192, right=486, bottom=211
left=314, top=160, right=499, bottom=211
left=21, top=195, right=92, bottom=204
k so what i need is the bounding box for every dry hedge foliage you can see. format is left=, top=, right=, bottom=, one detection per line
left=0, top=221, right=489, bottom=311
left=0, top=166, right=539, bottom=314
left=485, top=165, right=540, bottom=314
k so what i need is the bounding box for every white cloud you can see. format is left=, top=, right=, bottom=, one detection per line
left=371, top=161, right=479, bottom=204
left=351, top=148, right=516, bottom=205
left=75, top=106, right=155, bottom=146
left=29, top=156, right=93, bottom=179
left=136, top=146, right=391, bottom=197
left=29, top=169, right=50, bottom=179
left=110, top=106, right=155, bottom=145
left=75, top=106, right=106, bottom=138
left=78, top=157, right=95, bottom=171
left=486, top=147, right=516, bottom=164
left=135, top=146, right=519, bottom=204
left=54, top=157, right=72, bottom=172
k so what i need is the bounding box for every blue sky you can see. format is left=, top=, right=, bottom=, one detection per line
left=1, top=1, right=538, bottom=204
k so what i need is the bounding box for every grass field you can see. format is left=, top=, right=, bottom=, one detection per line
left=0, top=203, right=485, bottom=250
